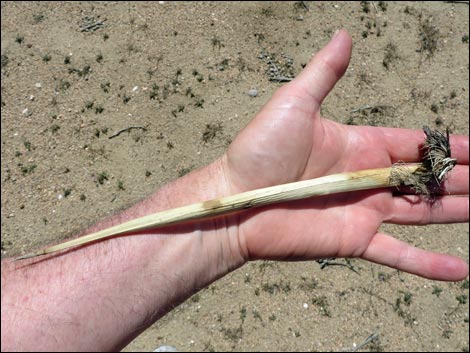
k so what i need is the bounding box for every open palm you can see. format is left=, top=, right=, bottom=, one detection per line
left=224, top=30, right=469, bottom=281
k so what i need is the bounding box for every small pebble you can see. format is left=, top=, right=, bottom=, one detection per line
left=248, top=88, right=258, bottom=97
left=35, top=82, right=42, bottom=88
left=153, top=346, right=177, bottom=352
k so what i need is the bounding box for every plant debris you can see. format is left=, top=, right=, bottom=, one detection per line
left=391, top=126, right=456, bottom=195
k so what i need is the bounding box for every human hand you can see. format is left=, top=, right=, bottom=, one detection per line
left=223, top=30, right=469, bottom=281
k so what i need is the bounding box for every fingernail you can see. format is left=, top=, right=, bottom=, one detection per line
left=332, top=29, right=340, bottom=39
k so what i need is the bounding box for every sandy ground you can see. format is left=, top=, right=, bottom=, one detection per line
left=1, top=1, right=469, bottom=351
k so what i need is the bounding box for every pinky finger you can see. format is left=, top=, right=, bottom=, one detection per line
left=361, top=232, right=468, bottom=281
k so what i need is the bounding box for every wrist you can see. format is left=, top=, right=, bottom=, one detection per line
left=1, top=157, right=248, bottom=351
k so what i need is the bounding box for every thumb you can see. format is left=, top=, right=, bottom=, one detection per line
left=291, top=29, right=352, bottom=110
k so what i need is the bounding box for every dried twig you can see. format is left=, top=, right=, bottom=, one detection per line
left=316, top=258, right=360, bottom=274
left=108, top=126, right=147, bottom=139
left=371, top=1, right=379, bottom=13
left=269, top=76, right=294, bottom=82
left=349, top=331, right=380, bottom=352
left=80, top=19, right=106, bottom=32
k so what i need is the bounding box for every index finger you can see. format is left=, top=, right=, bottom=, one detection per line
left=377, top=127, right=469, bottom=165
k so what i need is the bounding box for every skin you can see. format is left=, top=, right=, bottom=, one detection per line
left=1, top=30, right=468, bottom=351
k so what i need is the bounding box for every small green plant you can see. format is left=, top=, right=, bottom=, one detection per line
left=311, top=295, right=331, bottom=317
left=101, top=82, right=110, bottom=93
left=462, top=34, right=469, bottom=44
left=178, top=166, right=192, bottom=177
left=432, top=286, right=443, bottom=297
left=221, top=325, right=243, bottom=342
left=262, top=280, right=291, bottom=295
left=360, top=1, right=370, bottom=13
left=69, top=65, right=91, bottom=77
left=185, top=87, right=195, bottom=98
left=149, top=83, right=159, bottom=100
left=21, top=164, right=37, bottom=175
left=419, top=16, right=440, bottom=58
left=162, top=84, right=170, bottom=99
left=194, top=98, right=205, bottom=108
left=239, top=306, right=247, bottom=322
left=80, top=194, right=86, bottom=201
left=58, top=79, right=71, bottom=92
left=64, top=55, right=71, bottom=64
left=42, top=53, right=51, bottom=62
left=211, top=36, right=224, bottom=51
left=244, top=274, right=251, bottom=283
left=430, top=103, right=439, bottom=113
left=393, top=292, right=416, bottom=326
left=85, top=101, right=94, bottom=110
left=1, top=53, right=9, bottom=68
left=190, top=293, right=200, bottom=303
left=218, top=58, right=229, bottom=71
left=202, top=123, right=222, bottom=142
left=298, top=276, right=318, bottom=291
left=145, top=170, right=152, bottom=177
left=63, top=188, right=71, bottom=197
left=95, top=104, right=104, bottom=114
left=24, top=141, right=32, bottom=151
left=378, top=1, right=387, bottom=11
left=97, top=172, right=109, bottom=185
left=33, top=13, right=45, bottom=23
left=122, top=95, right=131, bottom=104
left=103, top=33, right=109, bottom=41
left=96, top=52, right=103, bottom=63
left=15, top=35, right=24, bottom=44
left=383, top=42, right=400, bottom=69
left=442, top=329, right=452, bottom=339
left=117, top=180, right=125, bottom=190
left=402, top=291, right=413, bottom=306
left=456, top=295, right=467, bottom=305
left=260, top=6, right=274, bottom=17
left=252, top=310, right=262, bottom=321
left=50, top=124, right=60, bottom=133
left=146, top=68, right=155, bottom=78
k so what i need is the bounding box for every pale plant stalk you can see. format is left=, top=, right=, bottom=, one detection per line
left=16, top=164, right=421, bottom=260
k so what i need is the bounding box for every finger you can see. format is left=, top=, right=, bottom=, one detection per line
left=290, top=29, right=352, bottom=110
left=440, top=164, right=469, bottom=195
left=386, top=195, right=469, bottom=225
left=377, top=127, right=469, bottom=164
left=361, top=232, right=469, bottom=281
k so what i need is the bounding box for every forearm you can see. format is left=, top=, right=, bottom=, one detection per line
left=1, top=157, right=246, bottom=351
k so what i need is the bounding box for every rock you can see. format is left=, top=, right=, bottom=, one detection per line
left=248, top=88, right=258, bottom=97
